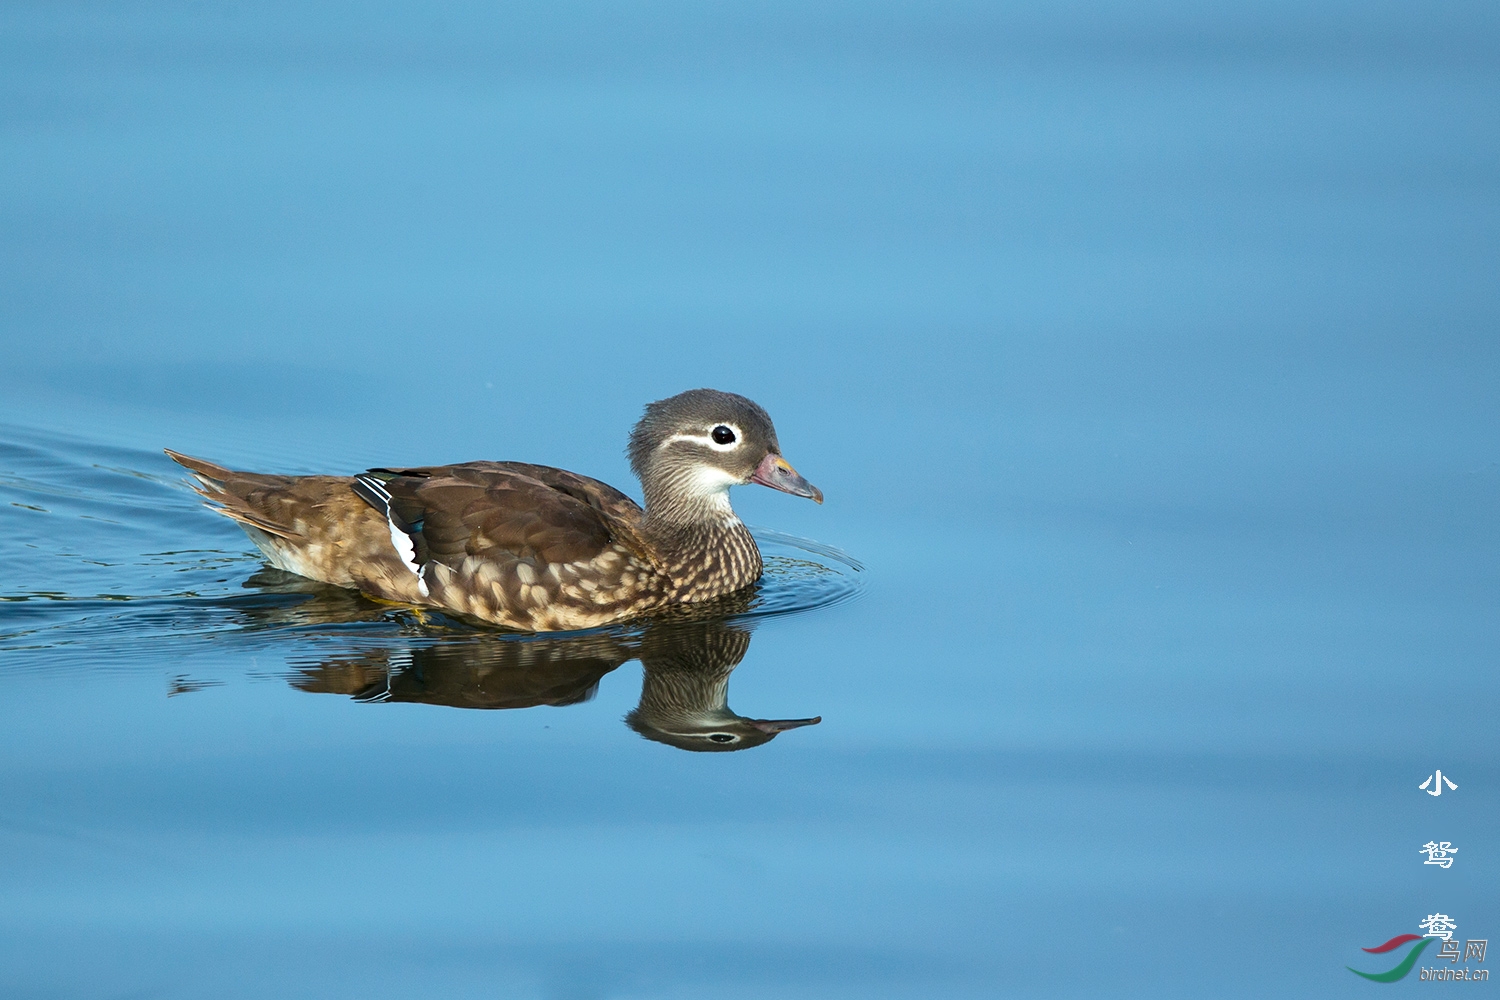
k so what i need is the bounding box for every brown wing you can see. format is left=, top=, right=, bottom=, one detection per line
left=390, top=462, right=643, bottom=520
left=455, top=462, right=661, bottom=568
left=354, top=463, right=647, bottom=571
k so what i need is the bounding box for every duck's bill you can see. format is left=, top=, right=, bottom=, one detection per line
left=749, top=716, right=823, bottom=734
left=750, top=453, right=824, bottom=504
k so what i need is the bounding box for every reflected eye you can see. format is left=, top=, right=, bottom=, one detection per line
left=711, top=425, right=736, bottom=445
left=707, top=733, right=737, bottom=743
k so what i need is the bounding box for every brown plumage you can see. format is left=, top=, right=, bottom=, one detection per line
left=166, top=389, right=822, bottom=631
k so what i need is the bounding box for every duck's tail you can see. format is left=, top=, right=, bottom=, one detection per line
left=164, top=449, right=303, bottom=540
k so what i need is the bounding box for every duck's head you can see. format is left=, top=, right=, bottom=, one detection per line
left=627, top=709, right=822, bottom=753
left=625, top=620, right=821, bottom=753
left=627, top=389, right=822, bottom=522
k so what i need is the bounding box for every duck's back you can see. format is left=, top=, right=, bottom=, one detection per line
left=169, top=452, right=672, bottom=630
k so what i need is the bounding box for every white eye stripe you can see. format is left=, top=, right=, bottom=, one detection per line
left=658, top=423, right=743, bottom=452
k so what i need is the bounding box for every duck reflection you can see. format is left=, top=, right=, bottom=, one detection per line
left=625, top=619, right=820, bottom=752
left=291, top=634, right=626, bottom=710
left=241, top=568, right=820, bottom=752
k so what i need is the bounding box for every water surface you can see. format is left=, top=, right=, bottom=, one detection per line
left=2, top=2, right=1497, bottom=997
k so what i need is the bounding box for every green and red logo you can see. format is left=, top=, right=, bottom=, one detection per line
left=1348, top=934, right=1434, bottom=982
left=1349, top=929, right=1489, bottom=983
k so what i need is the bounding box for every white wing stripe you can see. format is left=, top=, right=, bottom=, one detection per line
left=357, top=474, right=394, bottom=504
left=385, top=511, right=429, bottom=597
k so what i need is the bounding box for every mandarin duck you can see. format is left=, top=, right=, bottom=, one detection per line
left=167, top=389, right=822, bottom=631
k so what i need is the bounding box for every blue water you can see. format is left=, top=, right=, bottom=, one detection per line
left=2, top=3, right=1497, bottom=996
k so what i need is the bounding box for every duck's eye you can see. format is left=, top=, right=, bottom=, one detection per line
left=711, top=425, right=736, bottom=445
left=707, top=733, right=737, bottom=743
